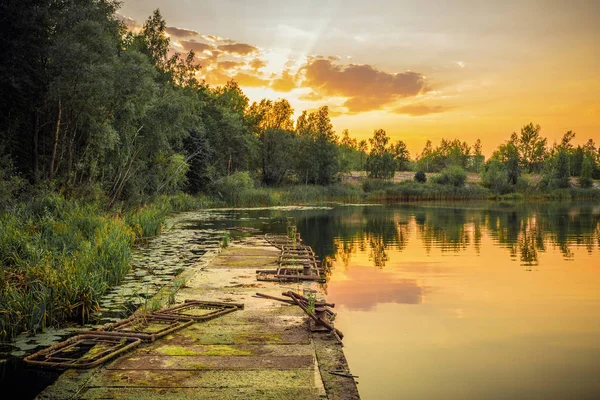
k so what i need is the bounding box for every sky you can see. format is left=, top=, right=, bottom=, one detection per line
left=118, top=0, right=600, bottom=157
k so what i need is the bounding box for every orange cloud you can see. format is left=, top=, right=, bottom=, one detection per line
left=300, top=59, right=430, bottom=112
left=231, top=72, right=269, bottom=87
left=249, top=58, right=267, bottom=71
left=166, top=26, right=200, bottom=38
left=179, top=40, right=213, bottom=53
left=328, top=266, right=427, bottom=311
left=270, top=70, right=297, bottom=92
left=217, top=61, right=244, bottom=70
left=217, top=43, right=258, bottom=56
left=394, top=103, right=452, bottom=116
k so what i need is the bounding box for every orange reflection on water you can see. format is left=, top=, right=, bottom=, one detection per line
left=325, top=217, right=600, bottom=400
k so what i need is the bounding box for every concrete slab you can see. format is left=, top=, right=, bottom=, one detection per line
left=38, top=232, right=358, bottom=399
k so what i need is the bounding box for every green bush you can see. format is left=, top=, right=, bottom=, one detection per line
left=125, top=204, right=167, bottom=238
left=433, top=166, right=467, bottom=187
left=578, top=156, right=593, bottom=188
left=481, top=160, right=513, bottom=194
left=362, top=178, right=394, bottom=193
left=414, top=171, right=427, bottom=183
left=210, top=172, right=255, bottom=205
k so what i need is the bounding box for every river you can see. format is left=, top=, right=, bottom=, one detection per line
left=204, top=201, right=600, bottom=400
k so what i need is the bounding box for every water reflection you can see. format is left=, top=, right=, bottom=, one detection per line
left=290, top=203, right=600, bottom=273
left=252, top=202, right=600, bottom=400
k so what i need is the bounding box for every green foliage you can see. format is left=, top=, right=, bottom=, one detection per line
left=432, top=166, right=467, bottom=187
left=366, top=152, right=396, bottom=179
left=294, top=106, right=340, bottom=184
left=492, top=140, right=521, bottom=184
left=125, top=204, right=167, bottom=238
left=481, top=160, right=512, bottom=194
left=221, top=232, right=230, bottom=248
left=0, top=196, right=136, bottom=339
left=414, top=171, right=427, bottom=183
left=210, top=171, right=255, bottom=205
left=416, top=138, right=472, bottom=172
left=366, top=180, right=490, bottom=201
left=517, top=123, right=547, bottom=173
left=365, top=129, right=396, bottom=179
left=541, top=148, right=570, bottom=190
left=578, top=156, right=593, bottom=188
left=261, top=128, right=297, bottom=185
left=0, top=153, right=25, bottom=212
left=362, top=178, right=394, bottom=193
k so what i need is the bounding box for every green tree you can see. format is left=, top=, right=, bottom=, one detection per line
left=294, top=106, right=339, bottom=184
left=390, top=140, right=410, bottom=171
left=365, top=129, right=395, bottom=179
left=492, top=139, right=521, bottom=185
left=517, top=123, right=547, bottom=172
left=578, top=156, right=593, bottom=188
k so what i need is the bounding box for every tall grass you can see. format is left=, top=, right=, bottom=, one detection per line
left=0, top=197, right=138, bottom=340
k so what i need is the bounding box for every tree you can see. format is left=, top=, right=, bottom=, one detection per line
left=492, top=139, right=520, bottom=185
left=294, top=106, right=339, bottom=184
left=517, top=123, right=547, bottom=172
left=365, top=129, right=395, bottom=179
left=541, top=147, right=570, bottom=189
left=578, top=155, right=593, bottom=188
left=481, top=160, right=511, bottom=194
left=390, top=140, right=410, bottom=171
left=471, top=139, right=485, bottom=172
left=261, top=128, right=297, bottom=185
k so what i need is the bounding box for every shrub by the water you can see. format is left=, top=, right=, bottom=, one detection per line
left=432, top=166, right=467, bottom=187
left=414, top=171, right=427, bottom=183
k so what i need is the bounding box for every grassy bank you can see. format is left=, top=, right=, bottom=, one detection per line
left=0, top=192, right=208, bottom=341
left=2, top=181, right=598, bottom=341
left=207, top=175, right=600, bottom=206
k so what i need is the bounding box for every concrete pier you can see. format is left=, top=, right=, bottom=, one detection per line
left=38, top=234, right=359, bottom=399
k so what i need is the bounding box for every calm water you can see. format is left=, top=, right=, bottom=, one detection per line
left=209, top=202, right=600, bottom=400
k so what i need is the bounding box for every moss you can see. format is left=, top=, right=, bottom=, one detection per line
left=236, top=333, right=282, bottom=343
left=202, top=345, right=252, bottom=356
left=155, top=345, right=200, bottom=356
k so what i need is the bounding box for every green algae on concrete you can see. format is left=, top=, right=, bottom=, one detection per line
left=90, top=369, right=317, bottom=389
left=79, top=387, right=325, bottom=400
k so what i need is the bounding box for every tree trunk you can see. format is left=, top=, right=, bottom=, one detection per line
left=49, top=99, right=61, bottom=181
left=32, top=110, right=39, bottom=183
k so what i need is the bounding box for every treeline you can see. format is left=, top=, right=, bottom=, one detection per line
left=0, top=1, right=365, bottom=211
left=364, top=124, right=600, bottom=194
left=1, top=0, right=599, bottom=209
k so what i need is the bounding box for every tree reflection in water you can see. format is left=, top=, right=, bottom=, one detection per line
left=291, top=202, right=600, bottom=281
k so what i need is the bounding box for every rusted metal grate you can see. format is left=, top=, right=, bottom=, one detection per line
left=92, top=314, right=194, bottom=342
left=23, top=334, right=141, bottom=369
left=24, top=299, right=244, bottom=369
left=153, top=300, right=243, bottom=321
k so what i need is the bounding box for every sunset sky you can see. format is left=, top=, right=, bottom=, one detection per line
left=118, top=0, right=600, bottom=156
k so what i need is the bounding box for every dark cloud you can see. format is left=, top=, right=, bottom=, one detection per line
left=217, top=43, right=258, bottom=56
left=270, top=70, right=297, bottom=92
left=394, top=104, right=452, bottom=116
left=179, top=40, right=213, bottom=53
left=166, top=26, right=200, bottom=38
left=300, top=59, right=431, bottom=112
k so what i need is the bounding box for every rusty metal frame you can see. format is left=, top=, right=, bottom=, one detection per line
left=23, top=334, right=141, bottom=369
left=153, top=300, right=241, bottom=321
left=92, top=314, right=194, bottom=342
